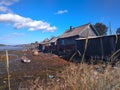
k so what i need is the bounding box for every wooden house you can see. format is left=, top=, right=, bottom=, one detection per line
left=57, top=23, right=99, bottom=54
left=49, top=37, right=59, bottom=54
left=49, top=37, right=58, bottom=46
left=38, top=38, right=50, bottom=52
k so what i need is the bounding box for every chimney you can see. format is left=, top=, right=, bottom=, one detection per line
left=70, top=26, right=72, bottom=31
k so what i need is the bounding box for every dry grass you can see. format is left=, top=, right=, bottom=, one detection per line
left=16, top=63, right=120, bottom=90
left=0, top=50, right=120, bottom=90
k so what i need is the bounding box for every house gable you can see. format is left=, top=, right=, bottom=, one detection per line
left=79, top=24, right=99, bottom=37
left=59, top=23, right=99, bottom=39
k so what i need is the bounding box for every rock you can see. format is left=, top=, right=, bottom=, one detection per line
left=48, top=75, right=55, bottom=79
left=21, top=56, right=31, bottom=63
left=33, top=50, right=39, bottom=56
left=96, top=66, right=103, bottom=73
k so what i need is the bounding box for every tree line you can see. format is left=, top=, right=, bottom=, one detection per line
left=94, top=22, right=120, bottom=35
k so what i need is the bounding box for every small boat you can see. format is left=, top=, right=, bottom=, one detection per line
left=21, top=56, right=31, bottom=63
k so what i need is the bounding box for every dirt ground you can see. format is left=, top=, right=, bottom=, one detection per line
left=0, top=50, right=68, bottom=90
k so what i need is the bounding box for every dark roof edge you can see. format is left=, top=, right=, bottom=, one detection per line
left=89, top=24, right=100, bottom=36
left=76, top=34, right=120, bottom=40
left=65, top=23, right=91, bottom=31
left=74, top=23, right=90, bottom=28
left=58, top=35, right=79, bottom=39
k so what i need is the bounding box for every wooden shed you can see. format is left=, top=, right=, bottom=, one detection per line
left=76, top=34, right=120, bottom=59
left=49, top=37, right=58, bottom=46
left=49, top=37, right=59, bottom=54
left=38, top=38, right=50, bottom=52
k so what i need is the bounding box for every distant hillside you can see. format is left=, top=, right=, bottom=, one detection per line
left=0, top=44, right=5, bottom=46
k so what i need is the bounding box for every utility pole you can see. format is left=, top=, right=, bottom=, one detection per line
left=109, top=22, right=112, bottom=35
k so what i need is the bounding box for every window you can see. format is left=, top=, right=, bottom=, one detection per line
left=61, top=40, right=65, bottom=45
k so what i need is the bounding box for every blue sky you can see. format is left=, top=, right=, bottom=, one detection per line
left=0, top=0, right=120, bottom=45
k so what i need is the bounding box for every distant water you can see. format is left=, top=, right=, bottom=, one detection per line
left=0, top=45, right=26, bottom=51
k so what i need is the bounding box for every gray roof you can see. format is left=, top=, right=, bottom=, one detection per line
left=59, top=23, right=99, bottom=39
left=40, top=37, right=58, bottom=44
left=49, top=37, right=58, bottom=43
left=40, top=38, right=50, bottom=45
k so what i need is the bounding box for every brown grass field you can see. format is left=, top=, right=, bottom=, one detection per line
left=0, top=50, right=120, bottom=90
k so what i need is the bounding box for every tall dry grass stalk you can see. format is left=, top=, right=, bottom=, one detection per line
left=81, top=31, right=89, bottom=63
left=6, top=50, right=11, bottom=90
left=115, top=34, right=118, bottom=44
left=110, top=49, right=120, bottom=59
left=109, top=34, right=120, bottom=65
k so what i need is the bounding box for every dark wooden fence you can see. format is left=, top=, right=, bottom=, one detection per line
left=76, top=35, right=120, bottom=59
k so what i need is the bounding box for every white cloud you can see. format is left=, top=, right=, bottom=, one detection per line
left=0, top=6, right=11, bottom=12
left=0, top=32, right=25, bottom=40
left=0, top=0, right=19, bottom=6
left=0, top=0, right=18, bottom=13
left=55, top=10, right=68, bottom=15
left=0, top=13, right=57, bottom=32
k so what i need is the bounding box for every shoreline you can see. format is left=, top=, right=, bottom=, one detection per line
left=0, top=45, right=27, bottom=51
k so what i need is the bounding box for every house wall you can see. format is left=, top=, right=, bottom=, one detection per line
left=56, top=36, right=79, bottom=56
left=57, top=35, right=79, bottom=46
